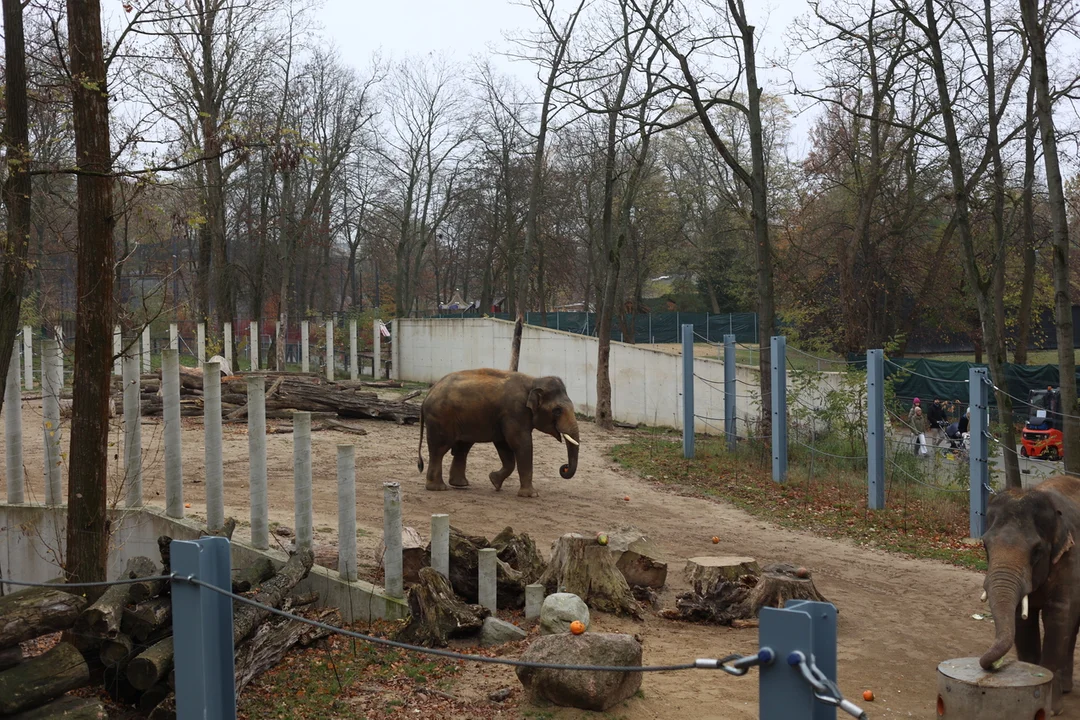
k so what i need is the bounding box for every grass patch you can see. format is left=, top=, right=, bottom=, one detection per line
left=612, top=431, right=987, bottom=570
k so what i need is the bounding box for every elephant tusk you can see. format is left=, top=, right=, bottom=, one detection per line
left=981, top=590, right=987, bottom=602
left=1022, top=595, right=1029, bottom=620
left=564, top=435, right=579, bottom=447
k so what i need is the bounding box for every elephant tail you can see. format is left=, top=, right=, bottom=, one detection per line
left=417, top=405, right=425, bottom=472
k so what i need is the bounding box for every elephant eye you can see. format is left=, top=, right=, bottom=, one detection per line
left=553, top=407, right=562, bottom=417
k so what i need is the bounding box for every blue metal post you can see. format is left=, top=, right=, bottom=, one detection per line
left=724, top=334, right=736, bottom=452
left=758, top=601, right=841, bottom=720
left=682, top=323, right=694, bottom=459
left=969, top=367, right=990, bottom=538
left=867, top=349, right=885, bottom=509
left=771, top=336, right=788, bottom=482
left=172, top=537, right=236, bottom=720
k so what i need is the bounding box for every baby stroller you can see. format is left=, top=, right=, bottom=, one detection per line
left=940, top=421, right=970, bottom=462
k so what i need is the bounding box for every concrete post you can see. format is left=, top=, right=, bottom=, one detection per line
left=204, top=361, right=224, bottom=532
left=382, top=482, right=403, bottom=599
left=5, top=341, right=24, bottom=503
left=23, top=326, right=32, bottom=390
left=113, top=325, right=122, bottom=377
left=249, top=320, right=258, bottom=371
left=162, top=349, right=184, bottom=518
left=293, top=412, right=313, bottom=553
left=373, top=317, right=382, bottom=379
left=41, top=338, right=63, bottom=505
left=430, top=513, right=449, bottom=579
left=301, top=320, right=309, bottom=374
left=337, top=445, right=357, bottom=582
left=223, top=321, right=233, bottom=371
left=123, top=352, right=143, bottom=508
left=274, top=320, right=282, bottom=372
left=197, top=322, right=206, bottom=364
left=169, top=322, right=178, bottom=351
left=525, top=583, right=544, bottom=621
left=724, top=334, right=736, bottom=452
left=349, top=318, right=358, bottom=381
left=142, top=326, right=151, bottom=373
left=867, top=349, right=886, bottom=510
left=771, top=336, right=788, bottom=483
left=326, top=318, right=334, bottom=381
left=970, top=368, right=990, bottom=538
left=247, top=375, right=268, bottom=550
left=682, top=324, right=694, bottom=459
left=478, top=547, right=498, bottom=613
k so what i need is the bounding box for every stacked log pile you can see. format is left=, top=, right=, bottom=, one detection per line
left=111, top=368, right=421, bottom=426
left=0, top=531, right=325, bottom=718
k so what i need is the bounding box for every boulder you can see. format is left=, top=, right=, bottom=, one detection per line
left=479, top=617, right=528, bottom=647
left=540, top=593, right=590, bottom=636
left=515, top=633, right=643, bottom=711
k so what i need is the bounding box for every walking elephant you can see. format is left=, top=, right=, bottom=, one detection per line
left=978, top=474, right=1080, bottom=715
left=416, top=368, right=580, bottom=498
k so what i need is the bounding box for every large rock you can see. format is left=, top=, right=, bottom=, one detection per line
left=515, top=633, right=643, bottom=711
left=540, top=593, right=590, bottom=635
left=479, top=617, right=528, bottom=647
left=605, top=526, right=667, bottom=589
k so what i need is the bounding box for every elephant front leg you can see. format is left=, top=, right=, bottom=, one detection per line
left=448, top=442, right=472, bottom=488
left=1041, top=614, right=1073, bottom=714
left=513, top=438, right=537, bottom=498
left=489, top=441, right=515, bottom=491
left=1015, top=609, right=1042, bottom=665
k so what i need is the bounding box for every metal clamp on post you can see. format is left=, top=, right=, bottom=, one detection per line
left=695, top=648, right=776, bottom=675
left=788, top=651, right=868, bottom=719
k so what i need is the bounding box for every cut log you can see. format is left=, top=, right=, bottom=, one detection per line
left=684, top=557, right=762, bottom=592
left=0, top=587, right=87, bottom=650
left=6, top=696, right=108, bottom=720
left=121, top=597, right=172, bottom=642
left=80, top=556, right=159, bottom=638
left=445, top=526, right=539, bottom=609
left=129, top=571, right=167, bottom=604
left=232, top=549, right=314, bottom=646
left=104, top=663, right=141, bottom=705
left=139, top=683, right=172, bottom=715
left=743, top=563, right=828, bottom=614
left=538, top=534, right=643, bottom=619
left=127, top=636, right=174, bottom=691
left=394, top=567, right=489, bottom=647
left=231, top=557, right=276, bottom=593
left=0, top=641, right=90, bottom=714
left=661, top=562, right=829, bottom=625
left=147, top=695, right=175, bottom=720
left=99, top=633, right=135, bottom=668
left=377, top=526, right=427, bottom=584
left=0, top=646, right=23, bottom=672
left=234, top=612, right=331, bottom=694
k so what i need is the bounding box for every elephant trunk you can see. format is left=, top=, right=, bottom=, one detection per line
left=559, top=417, right=580, bottom=480
left=980, top=568, right=1027, bottom=670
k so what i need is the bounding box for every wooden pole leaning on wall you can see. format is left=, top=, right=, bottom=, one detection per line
left=509, top=314, right=523, bottom=372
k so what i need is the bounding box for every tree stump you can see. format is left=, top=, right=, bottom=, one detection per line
left=684, top=557, right=762, bottom=592
left=0, top=641, right=90, bottom=715
left=445, top=526, right=542, bottom=609
left=378, top=526, right=427, bottom=584
left=538, top=534, right=642, bottom=619
left=936, top=657, right=1052, bottom=718
left=662, top=562, right=828, bottom=625
left=395, top=567, right=490, bottom=647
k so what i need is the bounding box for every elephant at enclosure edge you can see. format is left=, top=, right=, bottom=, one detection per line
left=979, top=474, right=1080, bottom=715
left=416, top=368, right=580, bottom=498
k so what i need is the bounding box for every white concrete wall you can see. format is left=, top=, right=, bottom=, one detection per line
left=392, top=318, right=852, bottom=434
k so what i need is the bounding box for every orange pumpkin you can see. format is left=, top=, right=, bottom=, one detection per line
left=570, top=620, right=586, bottom=635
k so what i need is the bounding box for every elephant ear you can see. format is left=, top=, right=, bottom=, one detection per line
left=1053, top=527, right=1075, bottom=565
left=527, top=387, right=544, bottom=413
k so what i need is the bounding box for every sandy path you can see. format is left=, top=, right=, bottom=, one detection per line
left=2, top=398, right=1067, bottom=719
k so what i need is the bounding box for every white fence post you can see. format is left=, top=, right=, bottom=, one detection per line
left=248, top=375, right=268, bottom=550
left=301, top=320, right=309, bottom=374
left=293, top=412, right=313, bottom=553
left=197, top=322, right=206, bottom=365
left=349, top=318, right=358, bottom=381
left=22, top=326, right=32, bottom=390
left=123, top=352, right=143, bottom=508
left=42, top=338, right=63, bottom=505
left=223, top=321, right=233, bottom=372
left=113, top=325, right=122, bottom=377
left=431, top=513, right=449, bottom=579
left=162, top=348, right=184, bottom=518
left=204, top=361, right=224, bottom=531
left=326, top=319, right=334, bottom=381
left=373, top=318, right=382, bottom=379
left=382, top=482, right=403, bottom=598
left=478, top=547, right=497, bottom=613
left=337, top=445, right=357, bottom=582
left=5, top=341, right=24, bottom=503
left=141, top=325, right=151, bottom=374
left=169, top=322, right=178, bottom=351
left=250, top=320, right=259, bottom=371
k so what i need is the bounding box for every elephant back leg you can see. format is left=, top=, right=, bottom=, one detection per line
left=424, top=428, right=451, bottom=492
left=448, top=442, right=473, bottom=487
left=489, top=441, right=516, bottom=491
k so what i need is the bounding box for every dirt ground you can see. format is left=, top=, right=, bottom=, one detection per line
left=3, top=395, right=1071, bottom=719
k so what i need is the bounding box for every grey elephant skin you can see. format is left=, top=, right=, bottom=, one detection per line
left=979, top=474, right=1080, bottom=715
left=416, top=368, right=580, bottom=498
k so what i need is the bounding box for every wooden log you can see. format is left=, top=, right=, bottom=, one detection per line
left=538, top=534, right=643, bottom=619
left=139, top=682, right=172, bottom=715
left=99, top=632, right=135, bottom=668
left=6, top=696, right=108, bottom=720
left=0, top=646, right=23, bottom=672
left=491, top=526, right=547, bottom=586
left=121, top=597, right=172, bottom=642
left=129, top=572, right=167, bottom=604
left=377, top=526, right=427, bottom=584
left=232, top=549, right=314, bottom=646
left=936, top=657, right=1052, bottom=718
left=234, top=613, right=331, bottom=694
left=0, top=641, right=90, bottom=714
left=231, top=557, right=276, bottom=593
left=79, top=556, right=159, bottom=639
left=103, top=662, right=141, bottom=705
left=147, top=695, right=175, bottom=720
left=201, top=516, right=237, bottom=540
left=0, top=587, right=87, bottom=650
left=394, top=567, right=489, bottom=647
left=127, top=635, right=174, bottom=690
left=684, top=556, right=762, bottom=592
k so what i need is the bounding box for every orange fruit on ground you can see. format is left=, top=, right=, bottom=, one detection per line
left=712, top=536, right=720, bottom=544
left=184, top=503, right=191, bottom=508
left=862, top=690, right=874, bottom=701
left=570, top=620, right=586, bottom=635
left=796, top=567, right=810, bottom=578
left=624, top=496, right=630, bottom=502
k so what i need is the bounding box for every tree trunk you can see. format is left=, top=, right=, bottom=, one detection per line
left=6, top=696, right=107, bottom=720
left=64, top=0, right=115, bottom=595
left=231, top=557, right=276, bottom=593
left=0, top=587, right=87, bottom=650
left=1021, top=0, right=1080, bottom=473
left=394, top=567, right=489, bottom=647
left=1015, top=79, right=1038, bottom=366
left=0, top=0, right=32, bottom=418
left=233, top=613, right=330, bottom=694
left=0, top=641, right=89, bottom=715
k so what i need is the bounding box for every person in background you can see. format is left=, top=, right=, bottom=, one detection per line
left=927, top=398, right=948, bottom=445
left=911, top=405, right=928, bottom=456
